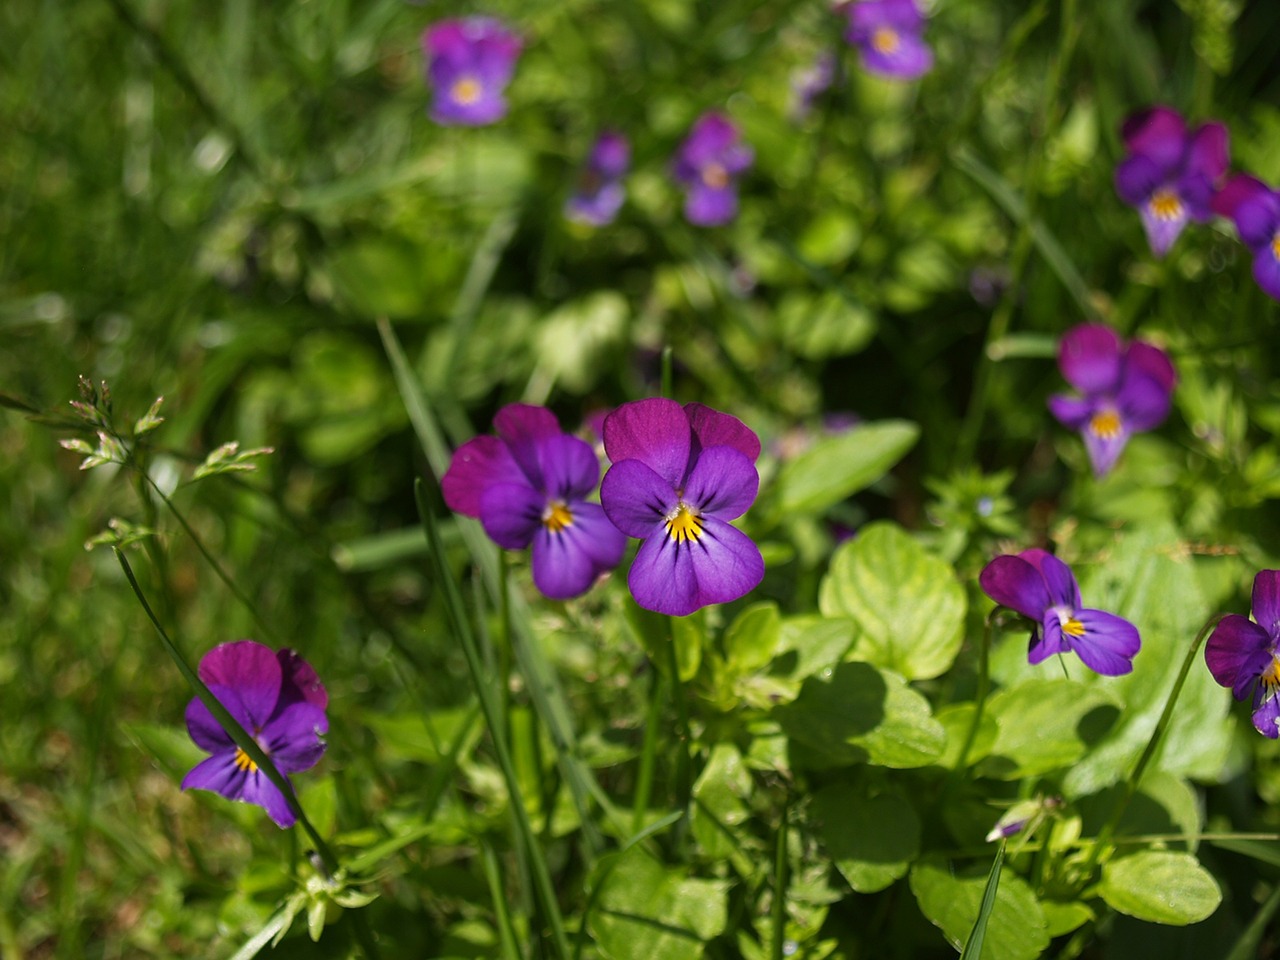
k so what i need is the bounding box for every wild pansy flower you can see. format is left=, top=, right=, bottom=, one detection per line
left=565, top=132, right=629, bottom=227
left=672, top=113, right=754, bottom=227
left=182, top=641, right=328, bottom=829
left=1047, top=324, right=1177, bottom=478
left=844, top=0, right=933, bottom=80
left=979, top=549, right=1141, bottom=676
left=600, top=399, right=764, bottom=616
left=421, top=17, right=522, bottom=126
left=1212, top=174, right=1280, bottom=302
left=442, top=404, right=626, bottom=600
left=1114, top=105, right=1229, bottom=257
left=789, top=52, right=837, bottom=122
left=1205, top=570, right=1280, bottom=738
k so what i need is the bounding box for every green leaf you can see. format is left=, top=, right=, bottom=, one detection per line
left=935, top=703, right=998, bottom=769
left=810, top=787, right=920, bottom=892
left=818, top=522, right=966, bottom=680
left=774, top=661, right=945, bottom=769
left=588, top=846, right=729, bottom=960
left=775, top=289, right=876, bottom=360
left=772, top=616, right=855, bottom=685
left=534, top=291, right=628, bottom=392
left=1098, top=851, right=1221, bottom=925
left=959, top=841, right=1004, bottom=960
left=691, top=745, right=752, bottom=868
left=978, top=679, right=1121, bottom=779
left=909, top=857, right=1050, bottom=960
left=773, top=423, right=918, bottom=518
left=724, top=602, right=782, bottom=674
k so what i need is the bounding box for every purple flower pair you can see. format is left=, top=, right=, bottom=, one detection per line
left=1213, top=174, right=1280, bottom=302
left=182, top=641, right=328, bottom=828
left=443, top=405, right=627, bottom=601
left=980, top=550, right=1140, bottom=676
left=600, top=399, right=765, bottom=617
left=844, top=0, right=933, bottom=80
left=422, top=17, right=522, bottom=126
left=565, top=132, right=630, bottom=227
left=1114, top=106, right=1229, bottom=258
left=672, top=113, right=754, bottom=228
left=1048, top=324, right=1177, bottom=478
left=1206, top=571, right=1280, bottom=738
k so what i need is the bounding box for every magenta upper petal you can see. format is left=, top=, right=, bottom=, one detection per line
left=682, top=445, right=759, bottom=521
left=1058, top=325, right=1123, bottom=394
left=1069, top=609, right=1141, bottom=676
left=495, top=404, right=561, bottom=489
left=197, top=642, right=282, bottom=729
left=600, top=458, right=678, bottom=539
left=1205, top=614, right=1273, bottom=700
left=1212, top=173, right=1271, bottom=221
left=479, top=481, right=544, bottom=550
left=276, top=649, right=328, bottom=710
left=442, top=435, right=522, bottom=518
left=1120, top=106, right=1187, bottom=173
left=978, top=555, right=1053, bottom=620
left=1252, top=571, right=1280, bottom=639
left=684, top=403, right=762, bottom=462
left=1125, top=341, right=1177, bottom=393
left=603, top=399, right=693, bottom=488
left=1187, top=121, right=1229, bottom=180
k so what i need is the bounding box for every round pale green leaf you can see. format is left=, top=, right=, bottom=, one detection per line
left=1098, top=851, right=1221, bottom=925
left=909, top=857, right=1050, bottom=960
left=978, top=679, right=1120, bottom=779
left=818, top=522, right=965, bottom=680
left=774, top=661, right=944, bottom=769
left=775, top=289, right=876, bottom=360
left=773, top=423, right=918, bottom=517
left=724, top=602, right=782, bottom=674
left=810, top=788, right=920, bottom=893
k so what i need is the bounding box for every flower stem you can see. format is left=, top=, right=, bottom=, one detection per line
left=957, top=613, right=997, bottom=770
left=1081, top=612, right=1226, bottom=879
left=771, top=791, right=791, bottom=960
left=665, top=619, right=693, bottom=850
left=114, top=548, right=339, bottom=878
left=631, top=665, right=664, bottom=836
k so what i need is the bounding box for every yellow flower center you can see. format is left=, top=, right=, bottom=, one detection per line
left=872, top=26, right=901, bottom=54
left=701, top=162, right=729, bottom=190
left=1089, top=409, right=1123, bottom=440
left=1148, top=188, right=1183, bottom=222
left=233, top=747, right=258, bottom=773
left=1272, top=232, right=1280, bottom=263
left=665, top=502, right=704, bottom=544
left=1263, top=655, right=1280, bottom=691
left=542, top=501, right=574, bottom=533
left=451, top=76, right=483, bottom=105
left=1062, top=618, right=1086, bottom=638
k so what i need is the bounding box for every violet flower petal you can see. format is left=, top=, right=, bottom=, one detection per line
left=1032, top=615, right=1071, bottom=664
left=1026, top=551, right=1082, bottom=609
left=1126, top=341, right=1177, bottom=394
left=1114, top=153, right=1163, bottom=208
left=1047, top=393, right=1095, bottom=431
left=1187, top=121, right=1229, bottom=180
left=238, top=770, right=298, bottom=828
left=599, top=458, right=679, bottom=539
left=859, top=33, right=933, bottom=79
left=442, top=435, right=522, bottom=517
left=495, top=403, right=561, bottom=489
left=538, top=433, right=601, bottom=502
left=1120, top=106, right=1187, bottom=173
left=276, top=649, right=328, bottom=711
left=1252, top=693, right=1280, bottom=739
left=685, top=184, right=739, bottom=227
left=531, top=503, right=627, bottom=600
left=197, top=642, right=282, bottom=729
left=682, top=445, right=759, bottom=521
left=185, top=688, right=244, bottom=753
left=1117, top=370, right=1173, bottom=432
left=1252, top=571, right=1280, bottom=638
left=1205, top=614, right=1273, bottom=700
left=1057, top=324, right=1123, bottom=395
left=684, top=402, right=762, bottom=462
left=1212, top=173, right=1272, bottom=222
left=1068, top=609, right=1140, bottom=676
left=1253, top=247, right=1280, bottom=302
left=479, top=481, right=544, bottom=549
left=978, top=555, right=1053, bottom=620
left=1082, top=420, right=1130, bottom=477
left=1139, top=200, right=1188, bottom=258
left=627, top=515, right=763, bottom=616
left=603, top=399, right=693, bottom=488
left=181, top=751, right=247, bottom=796
left=261, top=702, right=329, bottom=774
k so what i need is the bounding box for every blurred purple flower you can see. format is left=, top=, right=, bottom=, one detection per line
left=600, top=399, right=764, bottom=616
left=844, top=0, right=933, bottom=80
left=1212, top=174, right=1280, bottom=302
left=672, top=113, right=754, bottom=227
left=182, top=641, right=328, bottom=828
left=422, top=17, right=522, bottom=126
left=1047, top=324, right=1176, bottom=477
left=980, top=550, right=1140, bottom=676
left=443, top=404, right=626, bottom=600
left=1206, top=570, right=1280, bottom=737
left=565, top=132, right=630, bottom=227
left=1114, top=106, right=1228, bottom=257
left=789, top=52, right=837, bottom=122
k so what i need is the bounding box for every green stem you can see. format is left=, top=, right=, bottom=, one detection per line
left=114, top=548, right=339, bottom=878
left=1081, top=612, right=1226, bottom=878
left=660, top=345, right=674, bottom=400
left=414, top=479, right=571, bottom=959
left=631, top=665, right=664, bottom=836
left=482, top=841, right=527, bottom=960
left=953, top=0, right=1081, bottom=469
left=957, top=613, right=996, bottom=770
left=770, top=791, right=790, bottom=960
left=665, top=620, right=693, bottom=847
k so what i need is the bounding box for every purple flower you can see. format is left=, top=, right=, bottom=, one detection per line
left=672, top=113, right=754, bottom=227
left=1114, top=106, right=1229, bottom=258
left=422, top=17, right=522, bottom=126
left=1206, top=570, right=1280, bottom=738
left=1212, top=174, right=1280, bottom=302
left=182, top=641, right=328, bottom=828
left=844, top=0, right=933, bottom=80
left=1047, top=324, right=1177, bottom=478
left=442, top=404, right=626, bottom=600
left=979, top=549, right=1141, bottom=676
left=600, top=399, right=764, bottom=616
left=565, top=132, right=630, bottom=227
left=789, top=52, right=837, bottom=122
